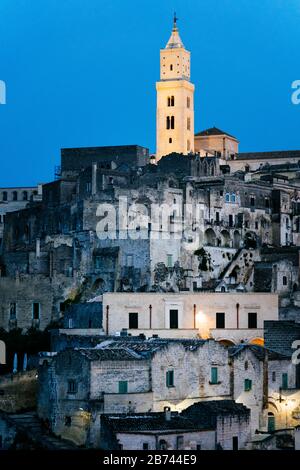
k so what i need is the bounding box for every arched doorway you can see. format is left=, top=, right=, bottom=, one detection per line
left=218, top=339, right=235, bottom=347
left=249, top=337, right=264, bottom=346
left=204, top=228, right=216, bottom=246
left=221, top=230, right=231, bottom=247
left=233, top=230, right=241, bottom=249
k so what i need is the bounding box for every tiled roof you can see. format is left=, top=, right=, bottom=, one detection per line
left=102, top=413, right=212, bottom=433
left=236, top=150, right=300, bottom=161
left=195, top=127, right=237, bottom=140
left=77, top=347, right=143, bottom=361
left=182, top=400, right=250, bottom=426
left=228, top=344, right=290, bottom=361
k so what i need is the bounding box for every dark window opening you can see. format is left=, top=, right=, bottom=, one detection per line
left=248, top=312, right=257, bottom=329
left=67, top=380, right=77, bottom=394
left=216, top=312, right=225, bottom=329
left=32, top=303, right=40, bottom=320
left=169, top=309, right=178, bottom=329
left=129, top=312, right=138, bottom=329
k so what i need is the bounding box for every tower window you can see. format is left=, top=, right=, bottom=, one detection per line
left=171, top=95, right=174, bottom=106
left=187, top=97, right=190, bottom=108
left=187, top=140, right=190, bottom=151
left=166, top=116, right=170, bottom=130
left=187, top=117, right=191, bottom=130
left=171, top=116, right=175, bottom=129
left=169, top=138, right=172, bottom=143
left=170, top=64, right=173, bottom=71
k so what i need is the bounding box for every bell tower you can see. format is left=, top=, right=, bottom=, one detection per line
left=156, top=15, right=195, bottom=160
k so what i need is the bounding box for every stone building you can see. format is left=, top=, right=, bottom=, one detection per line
left=0, top=185, right=42, bottom=255
left=37, top=336, right=299, bottom=447
left=103, top=291, right=278, bottom=345
left=100, top=400, right=251, bottom=450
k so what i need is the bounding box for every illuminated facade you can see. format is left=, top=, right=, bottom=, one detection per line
left=156, top=16, right=195, bottom=160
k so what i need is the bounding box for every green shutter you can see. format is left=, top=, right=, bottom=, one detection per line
left=118, top=381, right=128, bottom=394
left=166, top=370, right=174, bottom=387
left=211, top=367, right=218, bottom=384
left=282, top=373, right=288, bottom=390
left=244, top=379, right=252, bottom=391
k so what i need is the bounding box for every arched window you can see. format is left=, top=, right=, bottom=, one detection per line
left=187, top=117, right=191, bottom=130
left=231, top=193, right=236, bottom=203
left=225, top=193, right=230, bottom=203
left=166, top=116, right=170, bottom=130
left=171, top=116, right=175, bottom=129
left=187, top=97, right=190, bottom=108
left=170, top=96, right=175, bottom=106
left=13, top=191, right=18, bottom=201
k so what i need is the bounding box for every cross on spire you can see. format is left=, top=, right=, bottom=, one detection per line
left=173, top=12, right=178, bottom=30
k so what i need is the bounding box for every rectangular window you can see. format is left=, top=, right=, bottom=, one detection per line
left=229, top=214, right=233, bottom=227
left=169, top=309, right=178, bottom=329
left=210, top=367, right=218, bottom=384
left=215, top=212, right=220, bottom=224
left=167, top=254, right=173, bottom=268
left=244, top=379, right=252, bottom=391
left=248, top=312, right=257, bottom=329
left=129, top=312, right=138, bottom=329
left=126, top=254, right=133, bottom=267
left=32, top=303, right=40, bottom=320
left=216, top=312, right=225, bottom=329
left=250, top=196, right=255, bottom=207
left=118, top=381, right=128, bottom=394
left=9, top=302, right=17, bottom=320
left=272, top=371, right=276, bottom=382
left=166, top=370, right=174, bottom=388
left=282, top=373, right=288, bottom=390
left=67, top=380, right=77, bottom=394
left=187, top=117, right=191, bottom=130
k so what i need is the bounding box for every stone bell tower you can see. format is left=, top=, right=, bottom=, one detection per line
left=156, top=15, right=195, bottom=160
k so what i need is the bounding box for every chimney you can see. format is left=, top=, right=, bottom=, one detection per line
left=92, top=163, right=97, bottom=195
left=36, top=238, right=40, bottom=258
left=164, top=406, right=171, bottom=421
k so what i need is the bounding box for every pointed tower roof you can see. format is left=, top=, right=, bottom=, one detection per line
left=165, top=13, right=185, bottom=49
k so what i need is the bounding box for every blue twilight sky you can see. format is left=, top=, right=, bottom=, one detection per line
left=0, top=0, right=299, bottom=187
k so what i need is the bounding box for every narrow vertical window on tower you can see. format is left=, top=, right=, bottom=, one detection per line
left=187, top=140, right=190, bottom=152
left=171, top=116, right=175, bottom=129
left=187, top=117, right=191, bottom=130
left=187, top=97, right=190, bottom=108
left=171, top=96, right=175, bottom=106
left=166, top=116, right=170, bottom=130
left=170, top=64, right=173, bottom=71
